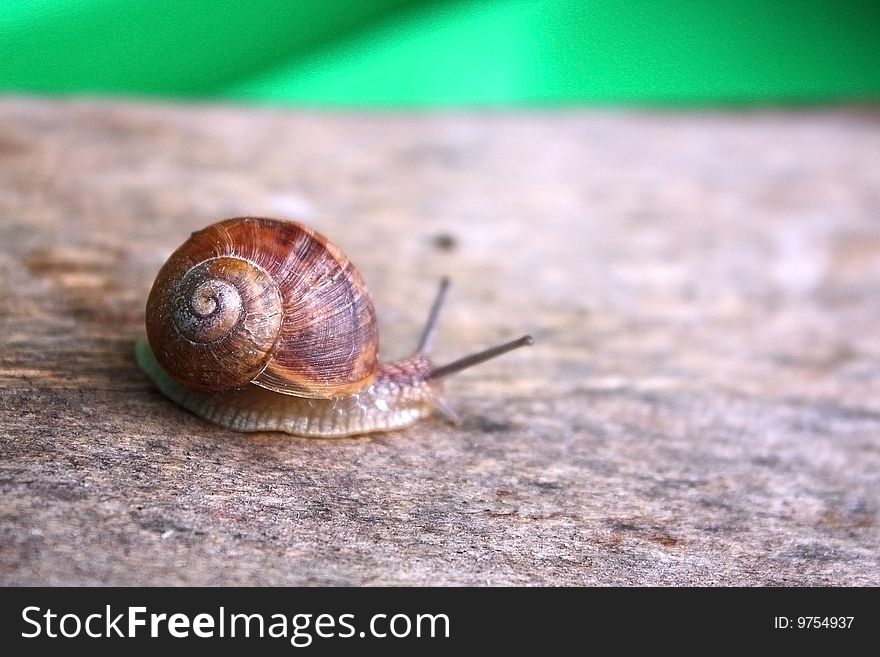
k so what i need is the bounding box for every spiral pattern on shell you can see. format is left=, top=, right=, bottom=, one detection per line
left=145, top=217, right=379, bottom=397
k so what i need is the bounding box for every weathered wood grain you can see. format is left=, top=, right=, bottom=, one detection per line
left=1, top=98, right=878, bottom=585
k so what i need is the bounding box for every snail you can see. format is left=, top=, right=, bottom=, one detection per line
left=135, top=217, right=533, bottom=437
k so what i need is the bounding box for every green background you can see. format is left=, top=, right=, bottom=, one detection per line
left=1, top=0, right=878, bottom=106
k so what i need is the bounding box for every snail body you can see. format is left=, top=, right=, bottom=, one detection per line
left=136, top=344, right=439, bottom=436
left=137, top=217, right=532, bottom=437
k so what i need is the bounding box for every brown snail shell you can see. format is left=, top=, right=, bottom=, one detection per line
left=145, top=217, right=378, bottom=398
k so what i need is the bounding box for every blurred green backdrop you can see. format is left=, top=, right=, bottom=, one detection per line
left=1, top=0, right=878, bottom=106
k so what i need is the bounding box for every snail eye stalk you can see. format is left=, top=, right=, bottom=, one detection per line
left=416, top=277, right=533, bottom=380
left=427, top=335, right=534, bottom=380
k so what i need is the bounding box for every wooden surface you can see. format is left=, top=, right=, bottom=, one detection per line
left=1, top=98, right=878, bottom=586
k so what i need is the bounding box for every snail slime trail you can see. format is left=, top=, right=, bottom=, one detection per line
left=137, top=217, right=532, bottom=437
